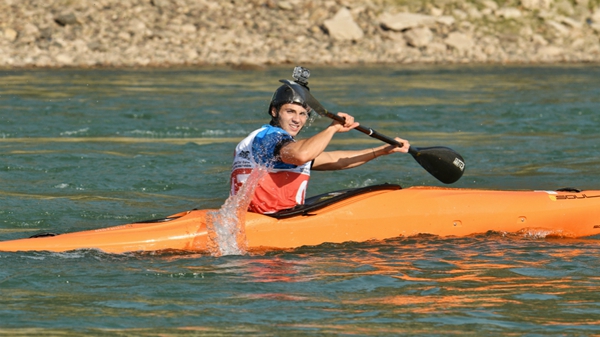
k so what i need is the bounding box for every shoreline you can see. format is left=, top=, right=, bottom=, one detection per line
left=2, top=0, right=600, bottom=69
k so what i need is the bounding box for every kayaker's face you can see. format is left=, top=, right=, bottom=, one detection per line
left=272, top=103, right=308, bottom=137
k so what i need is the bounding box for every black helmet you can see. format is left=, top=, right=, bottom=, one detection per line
left=268, top=84, right=308, bottom=117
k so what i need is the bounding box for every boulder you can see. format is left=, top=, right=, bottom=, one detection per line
left=17, top=23, right=40, bottom=43
left=426, top=42, right=447, bottom=54
left=54, top=12, right=79, bottom=26
left=404, top=27, right=433, bottom=48
left=521, top=0, right=553, bottom=10
left=444, top=32, right=474, bottom=54
left=546, top=20, right=570, bottom=35
left=481, top=0, right=499, bottom=10
left=277, top=1, right=294, bottom=10
left=54, top=53, right=74, bottom=66
left=554, top=0, right=574, bottom=16
left=436, top=16, right=455, bottom=26
left=181, top=24, right=197, bottom=34
left=557, top=16, right=582, bottom=29
left=537, top=45, right=564, bottom=59
left=3, top=28, right=18, bottom=42
left=379, top=12, right=436, bottom=31
left=496, top=7, right=523, bottom=19
left=323, top=8, right=364, bottom=41
left=591, top=9, right=600, bottom=22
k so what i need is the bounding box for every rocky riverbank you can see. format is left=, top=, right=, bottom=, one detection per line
left=1, top=0, right=600, bottom=68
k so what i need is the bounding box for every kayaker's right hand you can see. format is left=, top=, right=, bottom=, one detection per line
left=330, top=112, right=359, bottom=133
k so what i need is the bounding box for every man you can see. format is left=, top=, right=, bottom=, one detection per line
left=230, top=82, right=411, bottom=214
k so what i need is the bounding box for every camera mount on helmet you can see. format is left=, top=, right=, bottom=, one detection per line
left=292, top=66, right=310, bottom=89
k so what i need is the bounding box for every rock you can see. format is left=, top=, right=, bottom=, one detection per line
left=436, top=16, right=455, bottom=26
left=278, top=1, right=293, bottom=11
left=404, top=27, right=433, bottom=48
left=444, top=32, right=474, bottom=54
left=54, top=12, right=79, bottom=26
left=118, top=31, right=131, bottom=41
left=22, top=23, right=40, bottom=37
left=453, top=9, right=468, bottom=20
left=555, top=0, right=575, bottom=16
left=521, top=0, right=552, bottom=10
left=546, top=20, right=570, bottom=35
left=429, top=7, right=443, bottom=16
left=181, top=24, right=197, bottom=34
left=39, top=27, right=53, bottom=41
left=467, top=7, right=483, bottom=19
left=481, top=0, right=498, bottom=10
left=426, top=42, right=447, bottom=54
left=55, top=53, right=74, bottom=65
left=481, top=8, right=494, bottom=17
left=150, top=0, right=170, bottom=8
left=87, top=41, right=106, bottom=52
left=571, top=37, right=585, bottom=50
left=128, top=19, right=148, bottom=35
left=557, top=16, right=583, bottom=29
left=496, top=7, right=523, bottom=19
left=379, top=12, right=436, bottom=31
left=591, top=9, right=600, bottom=22
left=323, top=8, right=364, bottom=41
left=531, top=34, right=548, bottom=46
left=35, top=54, right=53, bottom=67
left=17, top=23, right=40, bottom=43
left=537, top=45, right=564, bottom=59
left=3, top=28, right=18, bottom=42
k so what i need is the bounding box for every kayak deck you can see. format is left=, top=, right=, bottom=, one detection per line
left=1, top=185, right=599, bottom=254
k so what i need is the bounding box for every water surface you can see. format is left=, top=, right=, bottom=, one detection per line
left=1, top=65, right=600, bottom=335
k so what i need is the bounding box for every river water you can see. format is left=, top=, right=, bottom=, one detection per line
left=1, top=65, right=600, bottom=335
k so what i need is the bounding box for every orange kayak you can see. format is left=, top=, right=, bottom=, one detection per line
left=1, top=184, right=599, bottom=254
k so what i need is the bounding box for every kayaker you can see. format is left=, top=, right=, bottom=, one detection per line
left=230, top=82, right=411, bottom=214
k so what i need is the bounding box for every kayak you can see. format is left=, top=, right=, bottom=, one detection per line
left=1, top=184, right=599, bottom=254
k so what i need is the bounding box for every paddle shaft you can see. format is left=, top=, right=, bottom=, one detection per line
left=320, top=109, right=420, bottom=155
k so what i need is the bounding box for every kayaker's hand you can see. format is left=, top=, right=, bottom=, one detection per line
left=380, top=137, right=410, bottom=154
left=393, top=137, right=410, bottom=153
left=330, top=112, right=359, bottom=133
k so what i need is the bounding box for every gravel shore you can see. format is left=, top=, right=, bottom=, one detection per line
left=2, top=0, right=600, bottom=68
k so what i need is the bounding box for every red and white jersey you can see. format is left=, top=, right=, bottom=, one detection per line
left=231, top=125, right=311, bottom=214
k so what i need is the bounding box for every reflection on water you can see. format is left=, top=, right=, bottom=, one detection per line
left=1, top=235, right=600, bottom=334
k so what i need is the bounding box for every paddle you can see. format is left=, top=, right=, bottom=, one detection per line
left=279, top=79, right=466, bottom=184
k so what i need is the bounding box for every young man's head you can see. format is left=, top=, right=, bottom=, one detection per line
left=268, top=85, right=310, bottom=137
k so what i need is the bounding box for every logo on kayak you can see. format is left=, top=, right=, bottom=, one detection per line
left=453, top=158, right=465, bottom=171
left=556, top=193, right=600, bottom=200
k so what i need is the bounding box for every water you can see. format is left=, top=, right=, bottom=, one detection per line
left=1, top=65, right=600, bottom=335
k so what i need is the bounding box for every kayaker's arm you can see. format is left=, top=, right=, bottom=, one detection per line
left=312, top=137, right=410, bottom=171
left=279, top=112, right=358, bottom=166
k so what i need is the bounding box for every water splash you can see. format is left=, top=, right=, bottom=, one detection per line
left=206, top=166, right=268, bottom=257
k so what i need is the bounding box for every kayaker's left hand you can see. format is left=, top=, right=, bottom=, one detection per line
left=381, top=137, right=410, bottom=154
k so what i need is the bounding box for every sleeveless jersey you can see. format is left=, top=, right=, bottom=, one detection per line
left=230, top=125, right=311, bottom=214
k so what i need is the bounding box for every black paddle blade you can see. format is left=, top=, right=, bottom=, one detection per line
left=409, top=146, right=465, bottom=184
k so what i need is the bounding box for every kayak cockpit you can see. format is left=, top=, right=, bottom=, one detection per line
left=268, top=183, right=401, bottom=219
